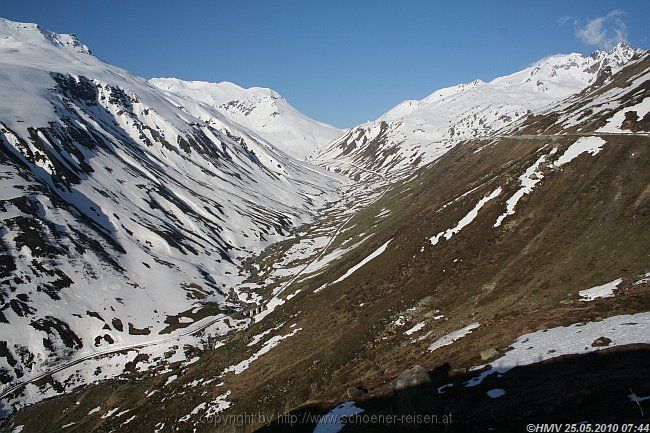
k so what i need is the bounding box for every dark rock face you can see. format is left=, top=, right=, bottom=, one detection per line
left=621, top=110, right=650, bottom=132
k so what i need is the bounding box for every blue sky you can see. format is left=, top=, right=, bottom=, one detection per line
left=2, top=1, right=648, bottom=128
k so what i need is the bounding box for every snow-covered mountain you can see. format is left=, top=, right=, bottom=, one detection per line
left=6, top=47, right=649, bottom=431
left=1, top=15, right=649, bottom=432
left=0, top=17, right=344, bottom=392
left=148, top=78, right=341, bottom=160
left=312, top=43, right=645, bottom=178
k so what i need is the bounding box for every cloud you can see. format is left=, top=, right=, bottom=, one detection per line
left=575, top=10, right=628, bottom=50
left=558, top=16, right=571, bottom=26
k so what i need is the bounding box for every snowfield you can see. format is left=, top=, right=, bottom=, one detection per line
left=466, top=312, right=650, bottom=386
left=597, top=97, right=650, bottom=133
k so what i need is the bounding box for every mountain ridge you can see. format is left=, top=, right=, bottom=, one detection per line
left=149, top=77, right=342, bottom=160
left=0, top=16, right=648, bottom=432
left=312, top=42, right=646, bottom=178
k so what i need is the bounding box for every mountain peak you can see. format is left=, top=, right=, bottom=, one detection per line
left=149, top=77, right=341, bottom=159
left=149, top=78, right=283, bottom=106
left=612, top=41, right=631, bottom=51
left=600, top=41, right=641, bottom=65
left=531, top=43, right=642, bottom=72
left=0, top=17, right=92, bottom=56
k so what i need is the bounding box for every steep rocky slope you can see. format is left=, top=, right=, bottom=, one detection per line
left=0, top=17, right=346, bottom=412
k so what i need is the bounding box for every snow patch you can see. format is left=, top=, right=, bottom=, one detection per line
left=431, top=189, right=501, bottom=245
left=629, top=392, right=650, bottom=403
left=553, top=137, right=605, bottom=167
left=487, top=388, right=506, bottom=398
left=87, top=406, right=101, bottom=415
left=598, top=97, right=650, bottom=133
left=428, top=323, right=480, bottom=352
left=467, top=312, right=650, bottom=387
left=405, top=322, right=426, bottom=336
left=579, top=278, right=622, bottom=301
left=317, top=239, right=392, bottom=291
left=222, top=328, right=302, bottom=375
left=164, top=374, right=178, bottom=386
left=313, top=401, right=365, bottom=433
left=494, top=156, right=545, bottom=227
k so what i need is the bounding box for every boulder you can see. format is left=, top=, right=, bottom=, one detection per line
left=591, top=336, right=612, bottom=347
left=480, top=347, right=499, bottom=361
left=346, top=386, right=367, bottom=400
left=392, top=365, right=441, bottom=420
left=393, top=365, right=431, bottom=392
